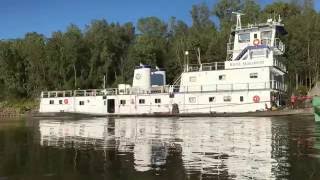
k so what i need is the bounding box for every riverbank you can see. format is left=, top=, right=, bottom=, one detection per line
left=0, top=99, right=38, bottom=118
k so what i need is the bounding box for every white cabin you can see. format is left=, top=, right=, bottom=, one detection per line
left=39, top=15, right=287, bottom=115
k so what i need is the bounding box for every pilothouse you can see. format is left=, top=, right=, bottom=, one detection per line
left=39, top=14, right=287, bottom=115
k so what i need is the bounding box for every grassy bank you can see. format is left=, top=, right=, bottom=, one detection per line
left=0, top=99, right=38, bottom=115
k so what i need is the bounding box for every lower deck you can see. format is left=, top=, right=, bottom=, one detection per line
left=39, top=90, right=285, bottom=115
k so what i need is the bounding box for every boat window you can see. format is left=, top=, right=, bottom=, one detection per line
left=120, top=100, right=126, bottom=105
left=139, top=99, right=145, bottom=104
left=49, top=100, right=54, bottom=104
left=155, top=98, right=161, bottom=104
left=209, top=97, right=215, bottom=102
left=79, top=101, right=85, bottom=105
left=250, top=73, right=258, bottom=78
left=189, top=97, right=196, bottom=103
left=57, top=92, right=64, bottom=97
left=219, top=75, right=226, bottom=80
left=238, top=33, right=250, bottom=43
left=254, top=33, right=257, bottom=39
left=49, top=92, right=56, bottom=98
left=42, top=92, right=48, bottom=98
left=261, top=31, right=272, bottom=39
left=240, top=96, right=244, bottom=102
left=261, top=31, right=272, bottom=45
left=65, top=91, right=72, bottom=97
left=189, top=76, right=197, bottom=82
left=59, top=100, right=63, bottom=104
left=223, top=96, right=232, bottom=102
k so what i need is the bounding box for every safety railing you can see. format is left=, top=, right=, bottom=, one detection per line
left=41, top=89, right=114, bottom=98
left=170, top=81, right=286, bottom=93
left=274, top=38, right=285, bottom=53
left=187, top=62, right=225, bottom=72
left=41, top=81, right=286, bottom=98
left=273, top=58, right=286, bottom=72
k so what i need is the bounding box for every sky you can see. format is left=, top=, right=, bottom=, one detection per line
left=0, top=0, right=319, bottom=39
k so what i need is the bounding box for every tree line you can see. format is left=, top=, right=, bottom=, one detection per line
left=0, top=0, right=318, bottom=99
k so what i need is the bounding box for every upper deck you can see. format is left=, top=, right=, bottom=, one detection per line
left=227, top=16, right=286, bottom=61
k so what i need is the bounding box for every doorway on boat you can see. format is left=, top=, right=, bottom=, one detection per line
left=107, top=99, right=115, bottom=113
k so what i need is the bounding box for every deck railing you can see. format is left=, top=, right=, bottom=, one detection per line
left=187, top=62, right=225, bottom=72
left=41, top=80, right=286, bottom=98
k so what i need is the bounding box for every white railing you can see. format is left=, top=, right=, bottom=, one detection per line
left=187, top=62, right=225, bottom=72
left=41, top=89, right=114, bottom=98
left=273, top=58, right=286, bottom=72
left=274, top=38, right=285, bottom=53
left=41, top=81, right=286, bottom=98
left=173, top=81, right=285, bottom=93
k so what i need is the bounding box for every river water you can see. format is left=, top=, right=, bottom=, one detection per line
left=0, top=115, right=319, bottom=180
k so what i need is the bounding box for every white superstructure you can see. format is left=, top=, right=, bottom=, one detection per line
left=39, top=16, right=287, bottom=115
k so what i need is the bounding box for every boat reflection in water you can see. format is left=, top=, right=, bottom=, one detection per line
left=39, top=117, right=311, bottom=179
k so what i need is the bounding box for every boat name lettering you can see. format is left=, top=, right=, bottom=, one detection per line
left=230, top=60, right=264, bottom=67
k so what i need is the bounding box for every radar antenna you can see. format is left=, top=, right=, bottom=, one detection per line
left=232, top=12, right=244, bottom=30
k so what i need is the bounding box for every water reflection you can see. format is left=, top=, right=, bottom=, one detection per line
left=36, top=116, right=320, bottom=179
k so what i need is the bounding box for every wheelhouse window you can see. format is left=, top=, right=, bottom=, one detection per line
left=209, top=97, right=215, bottom=102
left=240, top=96, right=244, bottom=102
left=238, top=33, right=250, bottom=43
left=79, top=101, right=85, bottom=105
left=250, top=73, right=258, bottom=78
left=155, top=98, right=161, bottom=104
left=49, top=100, right=54, bottom=104
left=219, top=75, right=226, bottom=80
left=59, top=100, right=63, bottom=104
left=189, top=97, right=196, bottom=103
left=223, top=96, right=232, bottom=102
left=139, top=99, right=145, bottom=104
left=120, top=100, right=126, bottom=105
left=261, top=31, right=272, bottom=45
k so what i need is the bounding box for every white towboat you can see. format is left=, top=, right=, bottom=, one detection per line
left=39, top=14, right=287, bottom=116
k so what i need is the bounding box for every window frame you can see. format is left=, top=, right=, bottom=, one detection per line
left=250, top=73, right=258, bottom=79
left=189, top=97, right=197, bottom=103
left=139, top=99, right=145, bottom=104
left=209, top=97, right=215, bottom=102
left=155, top=98, right=161, bottom=104
left=238, top=33, right=250, bottom=43
left=219, top=75, right=226, bottom=80
left=223, top=96, right=232, bottom=102
left=120, top=100, right=126, bottom=105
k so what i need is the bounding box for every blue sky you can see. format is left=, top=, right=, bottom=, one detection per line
left=0, top=0, right=319, bottom=39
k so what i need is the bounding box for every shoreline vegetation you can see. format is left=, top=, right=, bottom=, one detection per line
left=0, top=99, right=38, bottom=118
left=0, top=0, right=319, bottom=117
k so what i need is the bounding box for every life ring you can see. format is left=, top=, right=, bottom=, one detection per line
left=253, top=39, right=260, bottom=46
left=253, top=95, right=260, bottom=103
left=64, top=99, right=68, bottom=104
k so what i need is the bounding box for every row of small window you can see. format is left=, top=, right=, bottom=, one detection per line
left=49, top=100, right=65, bottom=104
left=120, top=98, right=161, bottom=105
left=189, top=96, right=244, bottom=103
left=189, top=73, right=258, bottom=82
left=49, top=100, right=85, bottom=105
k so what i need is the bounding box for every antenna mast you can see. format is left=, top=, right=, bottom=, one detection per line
left=232, top=12, right=244, bottom=30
